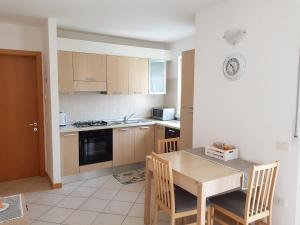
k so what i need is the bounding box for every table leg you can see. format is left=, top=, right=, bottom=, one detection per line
left=197, top=183, right=206, bottom=225
left=144, top=159, right=152, bottom=225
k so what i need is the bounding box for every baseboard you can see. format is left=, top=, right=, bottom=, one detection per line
left=46, top=172, right=62, bottom=189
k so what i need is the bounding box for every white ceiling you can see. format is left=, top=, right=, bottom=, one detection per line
left=0, top=0, right=218, bottom=43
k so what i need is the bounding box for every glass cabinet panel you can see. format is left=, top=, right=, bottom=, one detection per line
left=149, top=59, right=166, bottom=94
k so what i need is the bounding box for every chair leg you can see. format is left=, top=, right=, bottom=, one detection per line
left=206, top=208, right=211, bottom=225
left=210, top=207, right=214, bottom=225
left=152, top=206, right=159, bottom=225
left=171, top=217, right=176, bottom=225
left=267, top=215, right=272, bottom=225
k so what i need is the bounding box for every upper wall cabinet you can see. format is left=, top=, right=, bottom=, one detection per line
left=58, top=51, right=74, bottom=94
left=73, top=52, right=107, bottom=92
left=107, top=56, right=129, bottom=95
left=149, top=59, right=166, bottom=94
left=129, top=58, right=149, bottom=95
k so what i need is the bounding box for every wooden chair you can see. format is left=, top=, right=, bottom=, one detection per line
left=151, top=152, right=211, bottom=225
left=157, top=137, right=180, bottom=154
left=210, top=161, right=280, bottom=225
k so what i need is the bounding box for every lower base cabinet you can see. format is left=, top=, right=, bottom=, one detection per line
left=154, top=125, right=165, bottom=153
left=113, top=125, right=155, bottom=166
left=134, top=126, right=154, bottom=162
left=60, top=132, right=79, bottom=176
left=113, top=128, right=135, bottom=166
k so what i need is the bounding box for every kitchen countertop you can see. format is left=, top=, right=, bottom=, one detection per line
left=60, top=119, right=180, bottom=133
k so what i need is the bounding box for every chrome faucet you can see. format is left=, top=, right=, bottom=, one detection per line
left=123, top=113, right=136, bottom=122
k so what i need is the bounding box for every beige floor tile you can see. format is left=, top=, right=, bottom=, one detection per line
left=128, top=203, right=144, bottom=218
left=44, top=185, right=77, bottom=195
left=121, top=182, right=145, bottom=193
left=113, top=191, right=139, bottom=202
left=39, top=207, right=74, bottom=223
left=135, top=192, right=145, bottom=204
left=34, top=193, right=66, bottom=206
left=159, top=212, right=170, bottom=221
left=79, top=198, right=110, bottom=212
left=70, top=187, right=97, bottom=197
left=67, top=180, right=84, bottom=186
left=122, top=216, right=144, bottom=225
left=57, top=196, right=87, bottom=209
left=81, top=178, right=106, bottom=188
left=102, top=178, right=123, bottom=190
left=24, top=192, right=43, bottom=203
left=31, top=221, right=59, bottom=225
left=92, top=188, right=118, bottom=200
left=62, top=210, right=99, bottom=225
left=157, top=220, right=170, bottom=225
left=27, top=204, right=51, bottom=219
left=91, top=213, right=125, bottom=225
left=103, top=201, right=133, bottom=215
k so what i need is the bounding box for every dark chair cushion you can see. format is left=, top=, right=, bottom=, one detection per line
left=210, top=191, right=246, bottom=218
left=175, top=187, right=210, bottom=213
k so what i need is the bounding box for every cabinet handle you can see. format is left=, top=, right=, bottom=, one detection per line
left=119, top=128, right=129, bottom=131
left=85, top=77, right=96, bottom=81
left=140, top=126, right=150, bottom=129
left=63, top=133, right=76, bottom=137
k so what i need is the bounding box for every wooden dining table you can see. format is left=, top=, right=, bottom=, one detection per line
left=144, top=150, right=244, bottom=225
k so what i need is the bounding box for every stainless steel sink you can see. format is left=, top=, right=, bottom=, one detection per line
left=123, top=119, right=152, bottom=124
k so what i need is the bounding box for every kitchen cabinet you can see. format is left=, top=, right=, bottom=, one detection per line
left=60, top=132, right=79, bottom=176
left=73, top=52, right=107, bottom=92
left=129, top=58, right=149, bottom=94
left=113, top=127, right=135, bottom=166
left=58, top=51, right=74, bottom=94
left=107, top=56, right=129, bottom=95
left=154, top=125, right=165, bottom=153
left=149, top=59, right=166, bottom=94
left=180, top=49, right=195, bottom=149
left=134, top=126, right=154, bottom=162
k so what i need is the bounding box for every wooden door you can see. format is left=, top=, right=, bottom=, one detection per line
left=73, top=52, right=107, bottom=82
left=0, top=51, right=44, bottom=181
left=154, top=125, right=165, bottom=153
left=134, top=126, right=154, bottom=162
left=60, top=132, right=79, bottom=176
left=107, top=56, right=129, bottom=95
left=58, top=51, right=74, bottom=94
left=180, top=109, right=193, bottom=149
left=129, top=58, right=149, bottom=94
left=181, top=50, right=195, bottom=108
left=113, top=128, right=135, bottom=166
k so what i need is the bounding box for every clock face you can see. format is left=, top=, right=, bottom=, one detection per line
left=223, top=54, right=245, bottom=80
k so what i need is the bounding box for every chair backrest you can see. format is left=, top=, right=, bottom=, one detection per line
left=157, top=138, right=180, bottom=154
left=245, top=161, right=280, bottom=222
left=151, top=152, right=175, bottom=213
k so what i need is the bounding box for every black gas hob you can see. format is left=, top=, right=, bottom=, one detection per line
left=72, top=120, right=107, bottom=128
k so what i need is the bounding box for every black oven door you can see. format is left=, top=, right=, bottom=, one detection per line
left=79, top=129, right=113, bottom=166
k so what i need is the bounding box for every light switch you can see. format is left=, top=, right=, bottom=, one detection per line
left=275, top=141, right=290, bottom=152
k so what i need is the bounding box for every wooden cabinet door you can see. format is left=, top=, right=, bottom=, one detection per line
left=58, top=51, right=74, bottom=94
left=113, top=128, right=135, bottom=166
left=129, top=58, right=149, bottom=94
left=154, top=125, right=165, bottom=153
left=60, top=132, right=79, bottom=176
left=134, top=126, right=154, bottom=162
left=181, top=50, right=195, bottom=108
left=107, top=56, right=129, bottom=95
left=73, top=52, right=107, bottom=82
left=180, top=109, right=193, bottom=149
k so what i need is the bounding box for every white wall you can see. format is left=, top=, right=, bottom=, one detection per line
left=0, top=22, right=44, bottom=51
left=59, top=93, right=164, bottom=122
left=194, top=1, right=300, bottom=225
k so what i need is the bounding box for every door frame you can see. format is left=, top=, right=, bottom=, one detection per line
left=0, top=49, right=46, bottom=176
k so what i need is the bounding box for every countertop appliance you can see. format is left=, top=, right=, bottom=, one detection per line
left=59, top=112, right=67, bottom=127
left=79, top=129, right=113, bottom=166
left=165, top=127, right=180, bottom=139
left=152, top=108, right=175, bottom=121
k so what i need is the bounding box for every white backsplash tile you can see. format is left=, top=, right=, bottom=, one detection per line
left=59, top=93, right=164, bottom=122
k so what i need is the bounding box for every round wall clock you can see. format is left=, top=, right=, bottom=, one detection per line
left=223, top=54, right=246, bottom=80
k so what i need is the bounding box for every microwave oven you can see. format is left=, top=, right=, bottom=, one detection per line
left=152, top=108, right=175, bottom=121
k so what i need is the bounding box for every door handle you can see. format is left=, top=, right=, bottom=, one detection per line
left=63, top=133, right=76, bottom=137
left=28, top=122, right=38, bottom=127
left=119, top=128, right=129, bottom=131
left=140, top=126, right=149, bottom=129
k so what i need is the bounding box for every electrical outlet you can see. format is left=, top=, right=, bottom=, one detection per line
left=274, top=196, right=287, bottom=208
left=275, top=141, right=290, bottom=151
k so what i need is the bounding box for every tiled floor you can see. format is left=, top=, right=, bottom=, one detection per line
left=0, top=174, right=170, bottom=225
